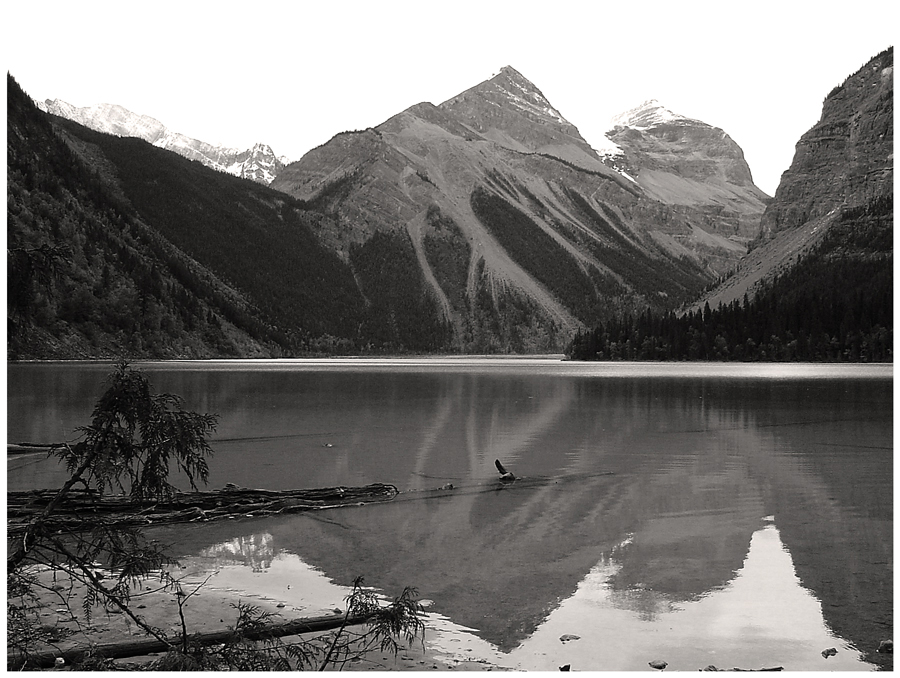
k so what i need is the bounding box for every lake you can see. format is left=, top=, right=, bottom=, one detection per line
left=6, top=358, right=893, bottom=670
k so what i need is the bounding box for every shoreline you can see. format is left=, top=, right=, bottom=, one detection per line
left=10, top=563, right=501, bottom=671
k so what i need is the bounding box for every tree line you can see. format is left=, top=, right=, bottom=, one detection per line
left=566, top=199, right=893, bottom=363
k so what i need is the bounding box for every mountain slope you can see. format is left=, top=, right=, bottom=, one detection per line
left=698, top=46, right=893, bottom=312
left=604, top=99, right=769, bottom=235
left=272, top=67, right=768, bottom=352
left=8, top=75, right=280, bottom=358
left=567, top=47, right=892, bottom=363
left=759, top=48, right=893, bottom=238
left=12, top=74, right=445, bottom=358
left=38, top=99, right=289, bottom=184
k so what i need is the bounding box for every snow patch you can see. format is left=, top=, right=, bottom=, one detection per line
left=608, top=99, right=702, bottom=131
left=495, top=84, right=568, bottom=125
left=591, top=134, right=624, bottom=158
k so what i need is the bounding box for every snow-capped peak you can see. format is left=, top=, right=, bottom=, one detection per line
left=37, top=98, right=290, bottom=185
left=608, top=99, right=698, bottom=131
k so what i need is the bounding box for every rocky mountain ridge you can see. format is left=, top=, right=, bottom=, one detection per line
left=10, top=46, right=890, bottom=358
left=758, top=47, right=893, bottom=238
left=37, top=99, right=289, bottom=184
left=271, top=65, right=769, bottom=351
left=696, top=46, right=892, bottom=312
left=603, top=99, right=769, bottom=238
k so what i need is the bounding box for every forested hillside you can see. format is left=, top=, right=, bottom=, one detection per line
left=567, top=48, right=892, bottom=364
left=51, top=119, right=371, bottom=350
left=566, top=195, right=892, bottom=362
left=7, top=74, right=283, bottom=359
left=7, top=74, right=455, bottom=358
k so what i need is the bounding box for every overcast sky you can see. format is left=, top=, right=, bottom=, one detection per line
left=5, top=1, right=894, bottom=195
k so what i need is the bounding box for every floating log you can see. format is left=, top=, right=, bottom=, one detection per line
left=7, top=611, right=369, bottom=669
left=7, top=442, right=59, bottom=456
left=7, top=483, right=399, bottom=533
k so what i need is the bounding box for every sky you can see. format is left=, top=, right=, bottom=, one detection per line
left=4, top=1, right=895, bottom=196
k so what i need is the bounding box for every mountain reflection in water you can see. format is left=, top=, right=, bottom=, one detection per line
left=496, top=520, right=870, bottom=671
left=171, top=519, right=870, bottom=671
left=7, top=361, right=891, bottom=669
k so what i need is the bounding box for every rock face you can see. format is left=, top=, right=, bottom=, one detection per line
left=695, top=47, right=893, bottom=312
left=226, top=143, right=287, bottom=185
left=759, top=47, right=893, bottom=237
left=38, top=99, right=288, bottom=185
left=604, top=99, right=770, bottom=239
left=440, top=66, right=611, bottom=172
left=271, top=67, right=768, bottom=352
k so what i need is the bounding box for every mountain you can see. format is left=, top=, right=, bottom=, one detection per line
left=599, top=99, right=770, bottom=276
left=441, top=66, right=614, bottom=172
left=37, top=99, right=289, bottom=184
left=697, top=46, right=893, bottom=312
left=271, top=66, right=768, bottom=352
left=8, top=74, right=385, bottom=359
left=567, top=47, right=892, bottom=363
left=9, top=64, right=784, bottom=357
left=603, top=99, right=769, bottom=238
left=8, top=76, right=277, bottom=358
left=760, top=49, right=893, bottom=238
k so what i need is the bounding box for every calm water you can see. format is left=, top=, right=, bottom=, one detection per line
left=6, top=359, right=893, bottom=670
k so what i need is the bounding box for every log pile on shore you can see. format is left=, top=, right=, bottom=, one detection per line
left=7, top=483, right=399, bottom=533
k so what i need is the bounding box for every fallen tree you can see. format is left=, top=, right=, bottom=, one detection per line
left=7, top=443, right=57, bottom=456
left=7, top=611, right=367, bottom=670
left=7, top=362, right=425, bottom=671
left=7, top=482, right=399, bottom=534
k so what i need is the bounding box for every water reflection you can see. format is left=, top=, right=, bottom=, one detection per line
left=173, top=519, right=871, bottom=671
left=200, top=533, right=276, bottom=571
left=498, top=521, right=871, bottom=671
left=7, top=361, right=891, bottom=669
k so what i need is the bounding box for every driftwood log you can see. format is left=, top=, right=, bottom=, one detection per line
left=7, top=611, right=369, bottom=669
left=7, top=443, right=58, bottom=456
left=7, top=477, right=399, bottom=669
left=7, top=483, right=399, bottom=534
